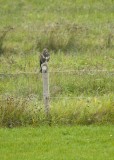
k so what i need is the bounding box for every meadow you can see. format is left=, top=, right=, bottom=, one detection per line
left=0, top=0, right=114, bottom=159
left=0, top=0, right=114, bottom=127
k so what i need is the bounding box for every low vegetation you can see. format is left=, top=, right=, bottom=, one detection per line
left=0, top=94, right=114, bottom=127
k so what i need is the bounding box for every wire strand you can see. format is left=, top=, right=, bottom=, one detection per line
left=0, top=69, right=114, bottom=76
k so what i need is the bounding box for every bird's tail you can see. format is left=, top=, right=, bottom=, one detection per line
left=40, top=67, right=42, bottom=73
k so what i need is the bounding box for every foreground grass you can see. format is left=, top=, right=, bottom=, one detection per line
left=0, top=126, right=114, bottom=160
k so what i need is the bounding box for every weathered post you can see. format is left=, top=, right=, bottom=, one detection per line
left=41, top=62, right=50, bottom=117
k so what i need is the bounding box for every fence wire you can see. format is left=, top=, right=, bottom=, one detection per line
left=0, top=69, right=114, bottom=102
left=0, top=69, right=114, bottom=75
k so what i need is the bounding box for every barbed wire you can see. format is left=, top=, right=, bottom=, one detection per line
left=50, top=96, right=91, bottom=99
left=0, top=69, right=114, bottom=76
left=0, top=95, right=107, bottom=101
left=0, top=69, right=113, bottom=101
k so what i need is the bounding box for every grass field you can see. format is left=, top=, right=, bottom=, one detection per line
left=0, top=0, right=114, bottom=126
left=0, top=1, right=114, bottom=159
left=0, top=126, right=114, bottom=160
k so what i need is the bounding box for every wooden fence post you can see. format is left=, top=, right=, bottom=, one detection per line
left=41, top=62, right=50, bottom=117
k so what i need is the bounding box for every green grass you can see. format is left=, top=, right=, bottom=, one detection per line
left=0, top=1, right=114, bottom=158
left=0, top=126, right=114, bottom=160
left=0, top=0, right=114, bottom=55
left=0, top=53, right=114, bottom=97
left=0, top=0, right=114, bottom=126
left=0, top=95, right=114, bottom=127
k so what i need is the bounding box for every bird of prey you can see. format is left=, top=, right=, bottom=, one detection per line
left=40, top=48, right=50, bottom=73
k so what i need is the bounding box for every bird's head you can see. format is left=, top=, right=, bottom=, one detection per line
left=43, top=48, right=48, bottom=54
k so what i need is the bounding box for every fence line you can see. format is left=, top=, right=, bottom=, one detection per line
left=0, top=69, right=114, bottom=76
left=0, top=69, right=113, bottom=102
left=50, top=96, right=93, bottom=99
left=0, top=95, right=105, bottom=101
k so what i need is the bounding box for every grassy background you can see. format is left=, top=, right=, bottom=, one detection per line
left=0, top=0, right=114, bottom=126
left=0, top=0, right=114, bottom=55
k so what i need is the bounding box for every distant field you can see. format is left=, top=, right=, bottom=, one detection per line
left=0, top=126, right=114, bottom=160
left=0, top=0, right=114, bottom=55
left=0, top=0, right=114, bottom=126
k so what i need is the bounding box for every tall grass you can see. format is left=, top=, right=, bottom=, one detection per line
left=0, top=94, right=114, bottom=127
left=0, top=96, right=44, bottom=127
